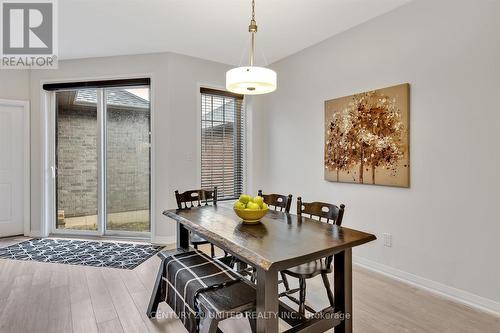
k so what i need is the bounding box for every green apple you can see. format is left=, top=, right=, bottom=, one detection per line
left=246, top=202, right=260, bottom=210
left=253, top=196, right=264, bottom=208
left=239, top=194, right=252, bottom=204
left=234, top=201, right=246, bottom=210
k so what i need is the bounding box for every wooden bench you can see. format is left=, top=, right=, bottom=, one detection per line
left=147, top=250, right=256, bottom=333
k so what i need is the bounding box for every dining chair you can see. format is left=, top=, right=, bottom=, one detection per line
left=257, top=190, right=293, bottom=289
left=257, top=190, right=292, bottom=213
left=280, top=197, right=345, bottom=316
left=235, top=191, right=293, bottom=284
left=175, top=187, right=217, bottom=257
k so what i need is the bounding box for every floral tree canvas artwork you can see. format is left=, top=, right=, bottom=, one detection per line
left=324, top=83, right=410, bottom=187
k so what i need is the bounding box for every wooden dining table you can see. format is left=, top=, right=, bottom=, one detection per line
left=163, top=203, right=376, bottom=333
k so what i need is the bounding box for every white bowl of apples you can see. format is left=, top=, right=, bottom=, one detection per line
left=233, top=194, right=269, bottom=224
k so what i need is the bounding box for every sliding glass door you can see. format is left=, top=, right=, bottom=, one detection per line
left=54, top=85, right=151, bottom=237
left=105, top=87, right=150, bottom=234
left=55, top=89, right=99, bottom=232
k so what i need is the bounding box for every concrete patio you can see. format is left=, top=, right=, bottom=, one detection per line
left=58, top=210, right=149, bottom=232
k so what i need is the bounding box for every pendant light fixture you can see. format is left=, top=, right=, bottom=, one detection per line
left=226, top=0, right=277, bottom=95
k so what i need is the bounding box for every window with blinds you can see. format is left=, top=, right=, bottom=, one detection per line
left=201, top=88, right=245, bottom=200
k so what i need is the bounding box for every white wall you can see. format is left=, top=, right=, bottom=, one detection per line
left=0, top=70, right=30, bottom=100
left=29, top=52, right=232, bottom=243
left=252, top=0, right=500, bottom=312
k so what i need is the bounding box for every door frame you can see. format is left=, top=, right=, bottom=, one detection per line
left=0, top=99, right=30, bottom=236
left=40, top=74, right=155, bottom=240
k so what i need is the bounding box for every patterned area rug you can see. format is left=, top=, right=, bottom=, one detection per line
left=0, top=238, right=162, bottom=269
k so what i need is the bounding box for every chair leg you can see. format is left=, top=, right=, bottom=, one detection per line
left=247, top=312, right=256, bottom=333
left=236, top=260, right=248, bottom=273
left=321, top=272, right=335, bottom=308
left=280, top=272, right=290, bottom=291
left=146, top=258, right=165, bottom=318
left=210, top=244, right=215, bottom=258
left=298, top=278, right=306, bottom=316
left=229, top=256, right=237, bottom=269
left=194, top=244, right=198, bottom=250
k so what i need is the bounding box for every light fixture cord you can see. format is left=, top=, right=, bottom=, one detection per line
left=249, top=0, right=257, bottom=66
left=251, top=0, right=256, bottom=21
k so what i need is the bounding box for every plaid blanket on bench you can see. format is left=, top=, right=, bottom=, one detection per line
left=160, top=250, right=242, bottom=333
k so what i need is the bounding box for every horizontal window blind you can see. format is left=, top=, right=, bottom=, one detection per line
left=201, top=88, right=244, bottom=200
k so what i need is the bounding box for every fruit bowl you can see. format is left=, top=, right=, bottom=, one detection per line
left=233, top=207, right=269, bottom=224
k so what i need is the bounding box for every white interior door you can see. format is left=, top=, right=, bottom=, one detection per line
left=0, top=100, right=29, bottom=237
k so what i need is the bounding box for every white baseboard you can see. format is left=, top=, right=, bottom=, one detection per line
left=151, top=235, right=176, bottom=246
left=353, top=256, right=500, bottom=318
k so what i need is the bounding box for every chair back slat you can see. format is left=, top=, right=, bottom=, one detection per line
left=296, top=196, right=346, bottom=270
left=258, top=190, right=292, bottom=213
left=297, top=197, right=345, bottom=226
left=175, top=187, right=218, bottom=210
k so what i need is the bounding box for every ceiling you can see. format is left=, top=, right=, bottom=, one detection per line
left=59, top=0, right=411, bottom=65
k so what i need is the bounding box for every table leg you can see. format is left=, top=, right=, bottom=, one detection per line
left=255, top=268, right=279, bottom=333
left=177, top=222, right=189, bottom=250
left=334, top=248, right=353, bottom=333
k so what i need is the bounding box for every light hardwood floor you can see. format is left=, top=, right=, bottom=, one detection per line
left=0, top=236, right=498, bottom=333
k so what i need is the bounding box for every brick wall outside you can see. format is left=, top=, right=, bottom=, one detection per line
left=57, top=105, right=150, bottom=217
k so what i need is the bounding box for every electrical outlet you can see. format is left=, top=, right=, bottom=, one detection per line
left=382, top=233, right=392, bottom=247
